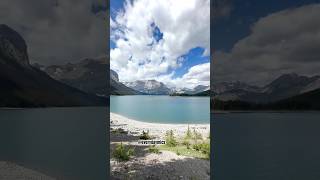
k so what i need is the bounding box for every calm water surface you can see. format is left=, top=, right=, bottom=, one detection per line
left=213, top=112, right=320, bottom=180
left=0, top=107, right=107, bottom=180
left=110, top=95, right=210, bottom=123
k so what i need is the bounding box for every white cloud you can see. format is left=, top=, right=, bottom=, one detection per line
left=0, top=0, right=107, bottom=65
left=162, top=62, right=210, bottom=89
left=111, top=0, right=210, bottom=89
left=213, top=3, right=320, bottom=86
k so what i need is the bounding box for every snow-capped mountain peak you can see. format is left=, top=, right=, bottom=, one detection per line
left=124, top=80, right=171, bottom=95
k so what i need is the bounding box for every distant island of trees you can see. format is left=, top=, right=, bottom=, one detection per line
left=213, top=88, right=320, bottom=111
left=170, top=90, right=210, bottom=97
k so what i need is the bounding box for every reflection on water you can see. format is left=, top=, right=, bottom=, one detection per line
left=213, top=112, right=320, bottom=180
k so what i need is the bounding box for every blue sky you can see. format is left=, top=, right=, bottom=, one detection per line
left=110, top=0, right=210, bottom=89
left=109, top=0, right=124, bottom=49
left=173, top=47, right=209, bottom=78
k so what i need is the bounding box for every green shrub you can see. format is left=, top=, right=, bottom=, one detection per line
left=193, top=129, right=203, bottom=140
left=200, top=143, right=210, bottom=154
left=113, top=143, right=134, bottom=161
left=200, top=143, right=210, bottom=159
left=192, top=142, right=210, bottom=159
left=176, top=150, right=181, bottom=156
left=111, top=128, right=127, bottom=134
left=193, top=144, right=201, bottom=151
left=139, top=130, right=151, bottom=140
left=182, top=139, right=191, bottom=149
left=148, top=145, right=160, bottom=154
left=184, top=125, right=192, bottom=139
left=165, top=130, right=178, bottom=147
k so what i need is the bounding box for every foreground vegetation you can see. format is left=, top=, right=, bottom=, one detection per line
left=113, top=143, right=135, bottom=162
left=111, top=127, right=210, bottom=161
left=158, top=126, right=210, bottom=159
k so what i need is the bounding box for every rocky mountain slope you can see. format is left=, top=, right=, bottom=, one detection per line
left=43, top=57, right=108, bottom=96
left=124, top=80, right=171, bottom=95
left=110, top=70, right=142, bottom=95
left=174, top=85, right=209, bottom=95
left=213, top=73, right=320, bottom=103
left=213, top=73, right=320, bottom=110
left=0, top=24, right=106, bottom=107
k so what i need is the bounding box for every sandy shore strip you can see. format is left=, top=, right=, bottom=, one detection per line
left=110, top=112, right=210, bottom=139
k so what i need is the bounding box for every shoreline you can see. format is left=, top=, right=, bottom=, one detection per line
left=110, top=112, right=210, bottom=138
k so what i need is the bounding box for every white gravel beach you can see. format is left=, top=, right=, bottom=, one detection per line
left=110, top=112, right=210, bottom=180
left=110, top=112, right=210, bottom=139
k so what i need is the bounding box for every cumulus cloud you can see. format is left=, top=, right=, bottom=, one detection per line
left=157, top=62, right=210, bottom=89
left=0, top=0, right=107, bottom=65
left=111, top=0, right=210, bottom=89
left=213, top=3, right=320, bottom=86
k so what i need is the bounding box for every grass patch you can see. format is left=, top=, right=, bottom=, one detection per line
left=159, top=128, right=210, bottom=159
left=112, top=143, right=134, bottom=162
left=159, top=145, right=208, bottom=159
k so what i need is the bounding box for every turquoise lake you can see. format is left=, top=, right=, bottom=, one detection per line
left=110, top=95, right=210, bottom=124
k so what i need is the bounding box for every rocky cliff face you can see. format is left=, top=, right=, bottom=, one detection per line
left=0, top=24, right=106, bottom=107
left=43, top=57, right=108, bottom=96
left=109, top=70, right=141, bottom=95
left=0, top=24, right=29, bottom=67
left=110, top=69, right=119, bottom=82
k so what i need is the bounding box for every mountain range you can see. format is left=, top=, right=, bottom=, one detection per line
left=42, top=57, right=108, bottom=96
left=39, top=59, right=209, bottom=96
left=124, top=80, right=171, bottom=95
left=213, top=73, right=320, bottom=110
left=38, top=56, right=141, bottom=96
left=0, top=24, right=106, bottom=107
left=110, top=70, right=142, bottom=95
left=173, top=85, right=209, bottom=95
left=109, top=69, right=209, bottom=96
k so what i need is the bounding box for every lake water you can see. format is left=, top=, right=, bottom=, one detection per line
left=0, top=107, right=108, bottom=180
left=213, top=112, right=320, bottom=180
left=110, top=95, right=210, bottom=124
